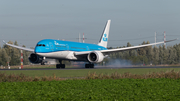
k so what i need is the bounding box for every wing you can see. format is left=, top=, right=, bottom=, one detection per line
left=3, top=40, right=34, bottom=52
left=100, top=41, right=164, bottom=54
left=74, top=39, right=177, bottom=55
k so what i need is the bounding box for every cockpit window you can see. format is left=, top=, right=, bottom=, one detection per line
left=36, top=44, right=45, bottom=47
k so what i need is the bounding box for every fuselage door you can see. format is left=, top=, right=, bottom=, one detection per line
left=86, top=46, right=89, bottom=51
left=66, top=44, right=69, bottom=51
left=49, top=42, right=54, bottom=51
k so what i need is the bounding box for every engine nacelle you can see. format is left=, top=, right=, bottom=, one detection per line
left=87, top=51, right=104, bottom=63
left=28, top=53, right=43, bottom=64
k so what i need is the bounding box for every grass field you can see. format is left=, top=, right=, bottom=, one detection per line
left=1, top=67, right=180, bottom=77
left=1, top=79, right=180, bottom=100
left=1, top=67, right=180, bottom=100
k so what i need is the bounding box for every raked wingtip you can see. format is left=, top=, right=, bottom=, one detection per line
left=2, top=40, right=6, bottom=43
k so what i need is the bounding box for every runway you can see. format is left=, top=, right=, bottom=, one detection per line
left=0, top=66, right=180, bottom=71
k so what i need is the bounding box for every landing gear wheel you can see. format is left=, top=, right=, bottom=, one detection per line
left=61, top=64, right=65, bottom=68
left=56, top=64, right=60, bottom=69
left=56, top=64, right=65, bottom=69
left=91, top=64, right=94, bottom=68
left=41, top=62, right=45, bottom=65
left=85, top=64, right=94, bottom=68
left=85, top=64, right=89, bottom=68
left=56, top=60, right=66, bottom=69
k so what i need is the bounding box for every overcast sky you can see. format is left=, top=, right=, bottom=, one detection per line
left=0, top=0, right=180, bottom=48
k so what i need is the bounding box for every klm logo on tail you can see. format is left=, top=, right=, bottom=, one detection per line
left=103, top=34, right=108, bottom=41
left=98, top=20, right=111, bottom=48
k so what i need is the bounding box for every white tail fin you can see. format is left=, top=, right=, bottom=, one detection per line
left=98, top=20, right=111, bottom=48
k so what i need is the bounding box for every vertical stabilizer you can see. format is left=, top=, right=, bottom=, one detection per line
left=98, top=20, right=111, bottom=48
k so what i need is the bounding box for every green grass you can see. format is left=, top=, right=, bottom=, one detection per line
left=1, top=79, right=180, bottom=100
left=1, top=67, right=180, bottom=77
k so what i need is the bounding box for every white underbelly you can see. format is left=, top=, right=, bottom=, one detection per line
left=37, top=51, right=69, bottom=58
left=37, top=51, right=78, bottom=60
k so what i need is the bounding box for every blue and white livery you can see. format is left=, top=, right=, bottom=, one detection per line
left=3, top=20, right=177, bottom=68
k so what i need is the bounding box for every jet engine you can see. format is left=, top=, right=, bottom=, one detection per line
left=28, top=53, right=43, bottom=64
left=87, top=51, right=104, bottom=63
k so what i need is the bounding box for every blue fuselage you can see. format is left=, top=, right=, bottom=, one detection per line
left=35, top=39, right=107, bottom=53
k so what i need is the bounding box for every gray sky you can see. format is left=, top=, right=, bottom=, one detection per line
left=0, top=0, right=180, bottom=48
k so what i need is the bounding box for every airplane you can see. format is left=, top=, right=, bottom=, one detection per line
left=3, top=20, right=177, bottom=68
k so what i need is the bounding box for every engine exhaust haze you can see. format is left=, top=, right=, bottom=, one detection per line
left=103, top=59, right=132, bottom=67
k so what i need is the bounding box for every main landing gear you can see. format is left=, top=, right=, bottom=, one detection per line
left=85, top=63, right=94, bottom=68
left=56, top=60, right=65, bottom=69
left=41, top=62, right=45, bottom=65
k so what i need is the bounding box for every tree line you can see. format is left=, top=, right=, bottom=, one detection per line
left=105, top=41, right=180, bottom=65
left=0, top=41, right=30, bottom=66
left=0, top=41, right=179, bottom=66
